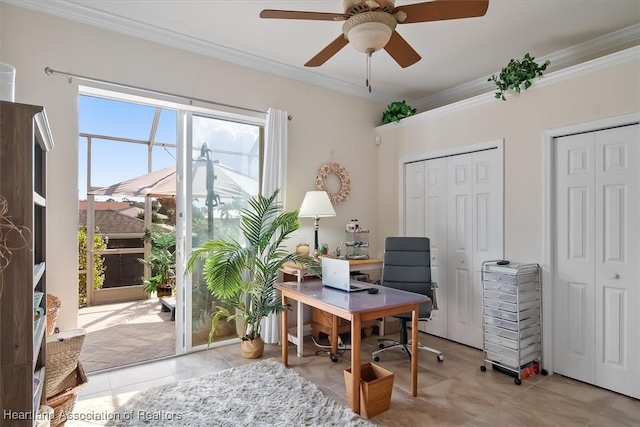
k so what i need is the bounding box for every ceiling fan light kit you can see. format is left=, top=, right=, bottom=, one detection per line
left=343, top=11, right=397, bottom=54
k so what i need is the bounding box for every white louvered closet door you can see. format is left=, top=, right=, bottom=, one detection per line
left=404, top=147, right=502, bottom=348
left=554, top=124, right=639, bottom=398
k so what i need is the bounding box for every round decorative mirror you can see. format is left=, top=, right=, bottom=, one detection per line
left=315, top=162, right=351, bottom=204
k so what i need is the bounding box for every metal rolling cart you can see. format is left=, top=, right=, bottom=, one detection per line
left=479, top=261, right=548, bottom=385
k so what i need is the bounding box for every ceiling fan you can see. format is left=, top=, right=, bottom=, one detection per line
left=260, top=0, right=490, bottom=69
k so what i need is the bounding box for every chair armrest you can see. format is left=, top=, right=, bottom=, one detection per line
left=430, top=282, right=439, bottom=310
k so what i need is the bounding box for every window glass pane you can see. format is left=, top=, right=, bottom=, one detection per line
left=80, top=95, right=156, bottom=141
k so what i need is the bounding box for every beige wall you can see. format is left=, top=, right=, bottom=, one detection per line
left=375, top=56, right=640, bottom=264
left=0, top=4, right=384, bottom=330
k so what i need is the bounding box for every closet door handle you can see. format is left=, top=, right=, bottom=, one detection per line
left=612, top=273, right=620, bottom=279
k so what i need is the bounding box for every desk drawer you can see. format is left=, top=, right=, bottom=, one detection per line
left=483, top=298, right=540, bottom=313
left=486, top=350, right=539, bottom=370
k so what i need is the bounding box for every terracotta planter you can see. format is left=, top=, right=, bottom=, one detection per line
left=240, top=336, right=264, bottom=359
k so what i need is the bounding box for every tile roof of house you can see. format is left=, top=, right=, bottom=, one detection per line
left=78, top=200, right=132, bottom=211
left=78, top=210, right=146, bottom=235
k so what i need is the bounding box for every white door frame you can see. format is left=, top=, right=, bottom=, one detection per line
left=542, top=112, right=640, bottom=374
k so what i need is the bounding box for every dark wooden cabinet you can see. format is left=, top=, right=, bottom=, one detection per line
left=0, top=101, right=54, bottom=425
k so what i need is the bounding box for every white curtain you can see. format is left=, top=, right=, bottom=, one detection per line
left=261, top=108, right=288, bottom=344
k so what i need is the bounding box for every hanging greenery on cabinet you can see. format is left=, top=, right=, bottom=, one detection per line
left=489, top=53, right=550, bottom=101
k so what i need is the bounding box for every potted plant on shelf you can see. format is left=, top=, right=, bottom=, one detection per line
left=139, top=226, right=176, bottom=298
left=187, top=189, right=318, bottom=358
left=381, top=100, right=417, bottom=124
left=489, top=53, right=550, bottom=100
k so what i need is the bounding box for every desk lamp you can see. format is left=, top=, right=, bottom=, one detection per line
left=298, top=191, right=336, bottom=257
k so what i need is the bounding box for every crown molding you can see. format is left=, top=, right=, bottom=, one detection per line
left=376, top=45, right=640, bottom=133
left=412, top=23, right=640, bottom=111
left=2, top=0, right=395, bottom=103
left=4, top=0, right=638, bottom=108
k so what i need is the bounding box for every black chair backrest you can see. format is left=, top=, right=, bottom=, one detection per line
left=382, top=237, right=432, bottom=300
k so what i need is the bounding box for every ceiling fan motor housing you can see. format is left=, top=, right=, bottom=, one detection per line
left=344, top=0, right=396, bottom=15
left=343, top=11, right=397, bottom=53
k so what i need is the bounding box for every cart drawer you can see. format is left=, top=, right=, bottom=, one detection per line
left=485, top=341, right=541, bottom=362
left=483, top=298, right=540, bottom=313
left=484, top=315, right=540, bottom=331
left=484, top=332, right=540, bottom=350
left=483, top=272, right=538, bottom=285
left=484, top=307, right=539, bottom=322
left=483, top=281, right=538, bottom=295
left=486, top=350, right=539, bottom=370
left=484, top=324, right=540, bottom=340
left=484, top=290, right=539, bottom=304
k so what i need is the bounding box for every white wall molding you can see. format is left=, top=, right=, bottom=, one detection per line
left=4, top=0, right=394, bottom=103
left=376, top=45, right=640, bottom=134
left=413, top=23, right=640, bottom=111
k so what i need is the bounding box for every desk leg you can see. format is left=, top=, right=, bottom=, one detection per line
left=296, top=300, right=304, bottom=357
left=331, top=315, right=339, bottom=356
left=351, top=314, right=362, bottom=414
left=282, top=294, right=288, bottom=367
left=411, top=305, right=418, bottom=396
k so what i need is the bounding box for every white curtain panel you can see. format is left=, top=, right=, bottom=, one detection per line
left=261, top=108, right=288, bottom=344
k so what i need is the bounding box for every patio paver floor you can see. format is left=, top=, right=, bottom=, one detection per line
left=78, top=299, right=175, bottom=373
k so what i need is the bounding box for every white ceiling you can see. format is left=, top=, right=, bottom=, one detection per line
left=6, top=0, right=640, bottom=108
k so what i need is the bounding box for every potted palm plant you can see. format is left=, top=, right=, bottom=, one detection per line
left=187, top=189, right=318, bottom=358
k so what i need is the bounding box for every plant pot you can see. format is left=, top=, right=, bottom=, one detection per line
left=240, top=336, right=264, bottom=359
left=157, top=287, right=172, bottom=298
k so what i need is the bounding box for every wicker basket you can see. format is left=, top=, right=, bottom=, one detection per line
left=46, top=329, right=86, bottom=399
left=47, top=362, right=88, bottom=427
left=46, top=294, right=62, bottom=336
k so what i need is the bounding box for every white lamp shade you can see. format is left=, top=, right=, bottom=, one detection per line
left=298, top=191, right=336, bottom=218
left=348, top=21, right=393, bottom=53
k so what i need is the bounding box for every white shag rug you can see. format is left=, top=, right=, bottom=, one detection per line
left=68, top=358, right=375, bottom=427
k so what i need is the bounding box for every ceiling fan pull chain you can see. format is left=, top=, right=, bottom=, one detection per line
left=366, top=50, right=372, bottom=93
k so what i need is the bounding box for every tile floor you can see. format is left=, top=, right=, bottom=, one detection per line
left=76, top=333, right=640, bottom=426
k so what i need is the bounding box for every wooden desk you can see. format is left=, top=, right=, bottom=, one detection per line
left=275, top=280, right=429, bottom=415
left=278, top=258, right=383, bottom=357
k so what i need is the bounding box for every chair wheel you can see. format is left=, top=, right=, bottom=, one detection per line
left=373, top=356, right=380, bottom=362
left=480, top=365, right=487, bottom=372
left=437, top=354, right=444, bottom=362
left=330, top=354, right=338, bottom=363
left=514, top=378, right=522, bottom=385
left=378, top=343, right=385, bottom=349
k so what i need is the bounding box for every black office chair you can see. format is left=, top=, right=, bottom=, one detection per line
left=372, top=237, right=444, bottom=363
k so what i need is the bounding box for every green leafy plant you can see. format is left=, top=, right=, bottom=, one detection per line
left=382, top=100, right=417, bottom=124
left=186, top=189, right=318, bottom=352
left=489, top=53, right=550, bottom=101
left=78, top=226, right=107, bottom=307
left=138, top=226, right=176, bottom=294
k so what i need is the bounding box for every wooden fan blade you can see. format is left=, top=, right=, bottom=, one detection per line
left=395, top=0, right=489, bottom=24
left=304, top=35, right=349, bottom=67
left=260, top=10, right=347, bottom=21
left=384, top=31, right=421, bottom=68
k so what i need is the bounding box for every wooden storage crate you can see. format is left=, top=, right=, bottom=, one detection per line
left=344, top=363, right=394, bottom=418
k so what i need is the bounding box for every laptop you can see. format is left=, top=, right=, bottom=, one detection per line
left=321, top=257, right=369, bottom=292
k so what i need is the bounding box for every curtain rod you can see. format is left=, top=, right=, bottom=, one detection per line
left=44, top=66, right=290, bottom=118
